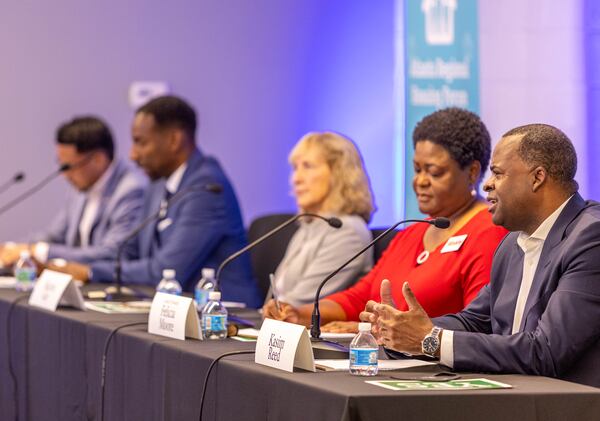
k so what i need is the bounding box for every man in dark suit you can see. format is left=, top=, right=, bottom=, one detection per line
left=363, top=124, right=600, bottom=387
left=57, top=96, right=261, bottom=307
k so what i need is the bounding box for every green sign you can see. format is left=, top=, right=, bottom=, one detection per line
left=400, top=0, right=480, bottom=219
left=366, top=378, right=512, bottom=391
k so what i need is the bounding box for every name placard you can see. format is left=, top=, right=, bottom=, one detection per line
left=255, top=318, right=315, bottom=372
left=148, top=293, right=200, bottom=340
left=29, top=270, right=85, bottom=311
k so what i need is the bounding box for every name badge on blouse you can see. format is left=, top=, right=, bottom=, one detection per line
left=440, top=234, right=467, bottom=253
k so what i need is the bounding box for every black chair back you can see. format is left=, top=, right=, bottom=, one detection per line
left=247, top=213, right=297, bottom=298
left=370, top=228, right=398, bottom=264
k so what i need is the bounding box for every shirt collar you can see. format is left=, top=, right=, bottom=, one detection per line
left=86, top=160, right=116, bottom=197
left=165, top=162, right=187, bottom=194
left=517, top=195, right=573, bottom=246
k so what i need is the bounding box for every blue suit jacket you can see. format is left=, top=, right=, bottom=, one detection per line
left=434, top=193, right=600, bottom=387
left=31, top=159, right=147, bottom=263
left=90, top=150, right=262, bottom=308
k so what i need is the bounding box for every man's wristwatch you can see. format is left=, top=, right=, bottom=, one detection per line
left=421, top=326, right=442, bottom=357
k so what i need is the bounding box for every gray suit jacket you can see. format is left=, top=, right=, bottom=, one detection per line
left=434, top=193, right=600, bottom=387
left=32, top=159, right=147, bottom=263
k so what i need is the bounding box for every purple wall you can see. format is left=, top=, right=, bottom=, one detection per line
left=584, top=0, right=600, bottom=200
left=0, top=1, right=396, bottom=241
left=478, top=1, right=588, bottom=197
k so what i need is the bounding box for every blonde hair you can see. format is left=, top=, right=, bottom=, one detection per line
left=289, top=131, right=375, bottom=223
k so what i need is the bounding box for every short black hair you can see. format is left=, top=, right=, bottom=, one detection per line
left=412, top=107, right=491, bottom=177
left=56, top=116, right=114, bottom=161
left=503, top=124, right=578, bottom=192
left=137, top=95, right=197, bottom=140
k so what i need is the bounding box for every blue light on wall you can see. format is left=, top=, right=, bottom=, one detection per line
left=584, top=0, right=600, bottom=201
left=297, top=2, right=396, bottom=226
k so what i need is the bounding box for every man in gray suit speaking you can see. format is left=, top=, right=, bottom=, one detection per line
left=363, top=124, right=600, bottom=387
left=0, top=116, right=146, bottom=265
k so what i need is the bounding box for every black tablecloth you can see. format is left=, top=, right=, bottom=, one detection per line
left=1, top=287, right=599, bottom=421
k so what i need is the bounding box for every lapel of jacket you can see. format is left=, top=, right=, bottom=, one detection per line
left=168, top=149, right=203, bottom=215
left=89, top=160, right=124, bottom=243
left=66, top=193, right=87, bottom=246
left=139, top=181, right=165, bottom=257
left=519, top=193, right=586, bottom=331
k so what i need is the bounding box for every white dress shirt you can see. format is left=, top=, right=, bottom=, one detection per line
left=439, top=196, right=572, bottom=367
left=165, top=162, right=187, bottom=195
left=33, top=162, right=117, bottom=262
left=156, top=162, right=187, bottom=230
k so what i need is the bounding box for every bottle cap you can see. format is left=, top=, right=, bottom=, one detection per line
left=202, top=268, right=215, bottom=278
left=162, top=269, right=176, bottom=279
left=358, top=322, right=371, bottom=332
left=208, top=291, right=221, bottom=301
left=19, top=250, right=31, bottom=259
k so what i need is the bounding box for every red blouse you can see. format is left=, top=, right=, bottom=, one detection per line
left=326, top=209, right=508, bottom=321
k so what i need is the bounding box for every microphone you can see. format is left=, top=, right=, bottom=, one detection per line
left=0, top=165, right=70, bottom=217
left=214, top=213, right=343, bottom=292
left=108, top=182, right=223, bottom=301
left=309, top=217, right=450, bottom=339
left=0, top=172, right=25, bottom=196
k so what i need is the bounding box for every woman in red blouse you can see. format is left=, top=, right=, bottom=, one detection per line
left=264, top=108, right=508, bottom=331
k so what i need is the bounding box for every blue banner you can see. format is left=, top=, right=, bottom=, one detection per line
left=402, top=0, right=479, bottom=219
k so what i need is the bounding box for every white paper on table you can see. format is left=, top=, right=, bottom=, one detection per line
left=236, top=328, right=260, bottom=339
left=314, top=358, right=435, bottom=371
left=319, top=332, right=356, bottom=340
left=222, top=301, right=246, bottom=309
left=0, top=277, right=16, bottom=288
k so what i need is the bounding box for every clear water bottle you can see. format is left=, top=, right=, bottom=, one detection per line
left=201, top=291, right=228, bottom=340
left=155, top=269, right=182, bottom=295
left=349, top=322, right=379, bottom=376
left=14, top=250, right=37, bottom=292
left=194, top=268, right=215, bottom=310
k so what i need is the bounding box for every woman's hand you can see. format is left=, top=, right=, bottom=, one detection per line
left=321, top=321, right=359, bottom=333
left=262, top=299, right=300, bottom=324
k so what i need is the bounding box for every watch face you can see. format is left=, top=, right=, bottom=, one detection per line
left=422, top=336, right=440, bottom=354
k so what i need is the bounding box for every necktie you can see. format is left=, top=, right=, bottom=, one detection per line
left=153, top=189, right=173, bottom=250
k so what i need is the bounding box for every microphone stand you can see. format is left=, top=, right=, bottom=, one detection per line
left=0, top=172, right=25, bottom=196
left=310, top=217, right=450, bottom=339
left=0, top=165, right=69, bottom=217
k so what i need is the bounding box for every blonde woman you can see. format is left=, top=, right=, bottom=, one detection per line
left=270, top=132, right=375, bottom=307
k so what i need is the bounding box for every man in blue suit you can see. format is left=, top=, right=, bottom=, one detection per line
left=363, top=124, right=600, bottom=387
left=0, top=116, right=146, bottom=265
left=61, top=96, right=261, bottom=307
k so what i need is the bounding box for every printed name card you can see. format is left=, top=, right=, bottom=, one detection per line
left=148, top=293, right=200, bottom=340
left=29, top=270, right=85, bottom=311
left=255, top=318, right=315, bottom=372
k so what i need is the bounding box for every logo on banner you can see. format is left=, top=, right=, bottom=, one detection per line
left=422, top=0, right=457, bottom=45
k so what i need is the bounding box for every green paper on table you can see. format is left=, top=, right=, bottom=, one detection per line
left=366, top=378, right=512, bottom=391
